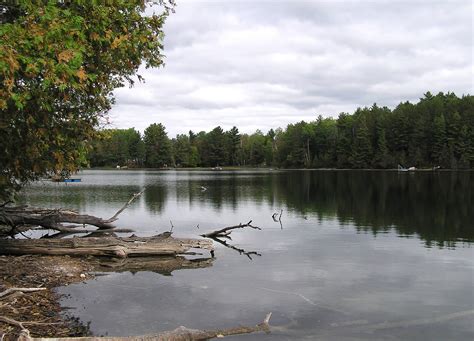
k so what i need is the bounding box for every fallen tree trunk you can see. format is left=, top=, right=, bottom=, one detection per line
left=0, top=234, right=213, bottom=258
left=0, top=208, right=116, bottom=230
left=18, top=313, right=272, bottom=341
left=0, top=190, right=144, bottom=236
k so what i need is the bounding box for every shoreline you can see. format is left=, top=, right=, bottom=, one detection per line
left=82, top=167, right=473, bottom=172
left=0, top=255, right=94, bottom=340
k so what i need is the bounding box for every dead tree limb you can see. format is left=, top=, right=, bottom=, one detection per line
left=105, top=189, right=145, bottom=223
left=18, top=312, right=272, bottom=341
left=200, top=220, right=262, bottom=259
left=0, top=316, right=59, bottom=330
left=0, top=190, right=144, bottom=236
left=0, top=288, right=46, bottom=299
left=272, top=210, right=283, bottom=229
left=200, top=220, right=260, bottom=239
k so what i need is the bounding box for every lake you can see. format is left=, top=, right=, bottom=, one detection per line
left=21, top=169, right=474, bottom=340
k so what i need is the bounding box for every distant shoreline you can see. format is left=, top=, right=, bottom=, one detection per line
left=83, top=167, right=473, bottom=172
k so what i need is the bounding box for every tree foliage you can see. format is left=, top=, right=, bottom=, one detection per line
left=0, top=1, right=173, bottom=199
left=144, top=123, right=172, bottom=167
left=88, top=128, right=144, bottom=167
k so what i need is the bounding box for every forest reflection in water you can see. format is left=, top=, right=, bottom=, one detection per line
left=24, top=170, right=473, bottom=248
left=141, top=170, right=473, bottom=248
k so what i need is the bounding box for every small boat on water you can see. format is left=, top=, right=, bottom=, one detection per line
left=63, top=178, right=82, bottom=183
left=398, top=164, right=409, bottom=172
left=50, top=175, right=82, bottom=183
left=398, top=164, right=440, bottom=172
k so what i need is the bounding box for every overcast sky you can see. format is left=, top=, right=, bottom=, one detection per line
left=108, top=0, right=473, bottom=136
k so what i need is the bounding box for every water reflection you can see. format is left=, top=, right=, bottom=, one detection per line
left=143, top=184, right=168, bottom=214
left=24, top=170, right=473, bottom=248
left=271, top=171, right=473, bottom=248
left=138, top=170, right=472, bottom=248
left=21, top=170, right=472, bottom=340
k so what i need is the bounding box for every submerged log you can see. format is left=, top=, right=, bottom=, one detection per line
left=0, top=234, right=213, bottom=258
left=18, top=313, right=272, bottom=341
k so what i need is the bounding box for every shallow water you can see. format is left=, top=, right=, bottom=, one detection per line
left=21, top=170, right=474, bottom=340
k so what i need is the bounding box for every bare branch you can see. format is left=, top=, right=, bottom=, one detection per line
left=106, top=189, right=145, bottom=223
left=0, top=316, right=60, bottom=330
left=0, top=288, right=46, bottom=299
left=18, top=312, right=272, bottom=341
left=200, top=220, right=261, bottom=239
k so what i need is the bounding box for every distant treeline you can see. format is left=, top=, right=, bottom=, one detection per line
left=88, top=92, right=474, bottom=169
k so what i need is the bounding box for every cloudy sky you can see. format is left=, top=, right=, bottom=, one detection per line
left=109, top=0, right=473, bottom=136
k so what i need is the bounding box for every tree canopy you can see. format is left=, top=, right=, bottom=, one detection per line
left=0, top=1, right=173, bottom=200
left=88, top=92, right=474, bottom=170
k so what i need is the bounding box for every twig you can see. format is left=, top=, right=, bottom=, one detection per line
left=272, top=212, right=279, bottom=222
left=106, top=189, right=145, bottom=223
left=0, top=288, right=46, bottom=299
left=0, top=316, right=28, bottom=331
left=0, top=316, right=61, bottom=331
left=272, top=210, right=283, bottom=229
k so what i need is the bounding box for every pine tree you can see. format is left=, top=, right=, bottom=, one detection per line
left=144, top=123, right=172, bottom=168
left=352, top=119, right=373, bottom=168
left=432, top=113, right=447, bottom=166
left=375, top=127, right=389, bottom=168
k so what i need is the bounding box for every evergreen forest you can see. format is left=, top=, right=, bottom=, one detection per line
left=88, top=92, right=474, bottom=169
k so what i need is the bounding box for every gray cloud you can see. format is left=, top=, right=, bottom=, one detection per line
left=109, top=0, right=473, bottom=136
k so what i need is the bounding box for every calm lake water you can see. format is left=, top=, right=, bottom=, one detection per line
left=21, top=170, right=474, bottom=340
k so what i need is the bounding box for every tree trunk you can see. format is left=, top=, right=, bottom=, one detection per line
left=0, top=234, right=213, bottom=258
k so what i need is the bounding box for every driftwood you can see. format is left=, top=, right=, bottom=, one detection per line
left=0, top=234, right=214, bottom=258
left=0, top=190, right=144, bottom=236
left=200, top=221, right=262, bottom=259
left=200, top=220, right=260, bottom=239
left=0, top=287, right=46, bottom=299
left=18, top=313, right=272, bottom=341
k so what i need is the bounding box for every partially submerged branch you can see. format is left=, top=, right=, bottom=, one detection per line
left=105, top=189, right=145, bottom=223
left=200, top=220, right=262, bottom=259
left=200, top=220, right=260, bottom=239
left=0, top=190, right=144, bottom=237
left=18, top=312, right=272, bottom=341
left=272, top=209, right=283, bottom=229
